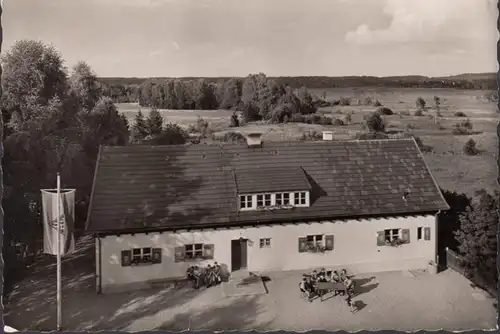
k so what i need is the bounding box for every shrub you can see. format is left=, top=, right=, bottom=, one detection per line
left=373, top=100, right=382, bottom=107
left=355, top=132, right=389, bottom=140
left=299, top=130, right=323, bottom=141
left=459, top=118, right=473, bottom=130
left=339, top=96, right=351, bottom=106
left=376, top=106, right=394, bottom=115
left=463, top=138, right=478, bottom=156
left=400, top=110, right=411, bottom=116
left=229, top=112, right=240, bottom=127
left=332, top=118, right=345, bottom=126
left=334, top=109, right=343, bottom=114
left=212, top=131, right=247, bottom=143
left=416, top=97, right=426, bottom=110
left=454, top=111, right=467, bottom=117
left=195, top=116, right=211, bottom=138
left=414, top=109, right=423, bottom=116
left=406, top=123, right=416, bottom=130
left=365, top=112, right=386, bottom=132
left=452, top=125, right=469, bottom=135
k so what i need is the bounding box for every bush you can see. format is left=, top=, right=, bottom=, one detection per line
left=229, top=112, right=240, bottom=127
left=355, top=132, right=389, bottom=140
left=376, top=106, right=393, bottom=115
left=332, top=118, right=344, bottom=126
left=212, top=131, right=247, bottom=143
left=454, top=111, right=467, bottom=117
left=452, top=125, right=469, bottom=135
left=339, top=96, right=351, bottom=106
left=400, top=110, right=411, bottom=116
left=416, top=97, right=426, bottom=110
left=299, top=130, right=323, bottom=141
left=344, top=113, right=352, bottom=124
left=365, top=112, right=386, bottom=132
left=373, top=100, right=382, bottom=107
left=406, top=123, right=416, bottom=130
left=414, top=109, right=423, bottom=116
left=463, top=138, right=478, bottom=156
left=363, top=96, right=373, bottom=105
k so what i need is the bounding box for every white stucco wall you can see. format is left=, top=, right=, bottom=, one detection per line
left=98, top=214, right=437, bottom=293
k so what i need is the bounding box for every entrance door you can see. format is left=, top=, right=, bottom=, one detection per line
left=231, top=239, right=248, bottom=271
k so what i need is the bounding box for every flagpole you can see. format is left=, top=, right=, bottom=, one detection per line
left=56, top=173, right=62, bottom=331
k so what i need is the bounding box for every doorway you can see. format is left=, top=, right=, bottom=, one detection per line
left=231, top=239, right=248, bottom=272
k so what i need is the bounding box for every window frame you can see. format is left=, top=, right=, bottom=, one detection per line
left=239, top=194, right=253, bottom=210
left=259, top=238, right=271, bottom=248
left=384, top=228, right=401, bottom=242
left=185, top=243, right=204, bottom=260
left=306, top=234, right=324, bottom=247
left=131, top=247, right=153, bottom=265
left=293, top=191, right=308, bottom=206
left=417, top=227, right=423, bottom=240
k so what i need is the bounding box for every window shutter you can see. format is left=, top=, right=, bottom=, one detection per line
left=121, top=250, right=132, bottom=267
left=424, top=227, right=431, bottom=241
left=298, top=237, right=307, bottom=253
left=152, top=248, right=162, bottom=264
left=401, top=229, right=410, bottom=243
left=376, top=231, right=385, bottom=246
left=324, top=235, right=334, bottom=251
left=174, top=246, right=185, bottom=263
left=203, top=244, right=215, bottom=260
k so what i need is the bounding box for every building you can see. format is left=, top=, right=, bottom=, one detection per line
left=86, top=134, right=450, bottom=294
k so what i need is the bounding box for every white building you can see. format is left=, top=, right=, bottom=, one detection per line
left=86, top=135, right=449, bottom=294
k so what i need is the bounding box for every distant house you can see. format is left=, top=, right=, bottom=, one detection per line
left=86, top=134, right=449, bottom=294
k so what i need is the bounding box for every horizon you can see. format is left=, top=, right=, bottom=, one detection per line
left=4, top=0, right=498, bottom=78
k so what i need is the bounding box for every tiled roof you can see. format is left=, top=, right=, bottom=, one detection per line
left=234, top=167, right=311, bottom=194
left=86, top=138, right=450, bottom=233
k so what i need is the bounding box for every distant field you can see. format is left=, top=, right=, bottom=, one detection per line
left=116, top=87, right=498, bottom=197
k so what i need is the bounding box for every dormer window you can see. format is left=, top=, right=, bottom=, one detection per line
left=238, top=191, right=310, bottom=211
left=275, top=192, right=291, bottom=206
left=294, top=191, right=308, bottom=206
left=239, top=195, right=253, bottom=210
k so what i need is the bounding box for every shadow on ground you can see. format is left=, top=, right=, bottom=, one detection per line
left=3, top=235, right=209, bottom=331
left=353, top=276, right=379, bottom=297
left=159, top=295, right=274, bottom=331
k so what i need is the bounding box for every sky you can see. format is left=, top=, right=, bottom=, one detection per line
left=3, top=0, right=498, bottom=77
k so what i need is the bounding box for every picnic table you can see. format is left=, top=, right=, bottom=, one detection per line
left=316, top=281, right=346, bottom=301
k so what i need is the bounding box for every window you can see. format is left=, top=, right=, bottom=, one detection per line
left=417, top=227, right=423, bottom=240
left=294, top=191, right=307, bottom=206
left=131, top=247, right=152, bottom=264
left=384, top=229, right=401, bottom=242
left=259, top=238, right=271, bottom=248
left=306, top=234, right=323, bottom=247
left=275, top=193, right=291, bottom=206
left=185, top=243, right=203, bottom=260
left=256, top=194, right=264, bottom=207
left=264, top=194, right=272, bottom=206
left=239, top=195, right=253, bottom=210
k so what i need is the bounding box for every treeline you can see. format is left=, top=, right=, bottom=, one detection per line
left=136, top=73, right=321, bottom=123
left=100, top=73, right=498, bottom=103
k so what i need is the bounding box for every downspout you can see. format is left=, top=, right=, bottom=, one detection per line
left=96, top=234, right=102, bottom=294
left=435, top=210, right=442, bottom=265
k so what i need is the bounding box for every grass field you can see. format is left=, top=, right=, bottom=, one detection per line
left=116, top=88, right=498, bottom=197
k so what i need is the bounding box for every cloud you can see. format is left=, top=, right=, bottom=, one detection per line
left=345, top=0, right=495, bottom=45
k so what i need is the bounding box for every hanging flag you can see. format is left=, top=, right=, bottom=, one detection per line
left=41, top=189, right=76, bottom=256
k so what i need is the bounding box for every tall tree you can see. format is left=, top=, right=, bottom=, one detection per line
left=130, top=109, right=148, bottom=142
left=69, top=61, right=102, bottom=112
left=146, top=107, right=164, bottom=137
left=454, top=190, right=498, bottom=289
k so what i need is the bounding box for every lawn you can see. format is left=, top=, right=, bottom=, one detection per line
left=116, top=87, right=498, bottom=197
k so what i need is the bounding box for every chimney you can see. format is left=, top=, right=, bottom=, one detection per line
left=245, top=132, right=263, bottom=147
left=322, top=131, right=334, bottom=141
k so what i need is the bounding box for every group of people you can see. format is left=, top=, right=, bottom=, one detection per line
left=186, top=262, right=222, bottom=289
left=299, top=268, right=356, bottom=311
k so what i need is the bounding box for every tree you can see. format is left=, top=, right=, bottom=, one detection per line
left=146, top=107, right=164, bottom=137
left=454, top=190, right=498, bottom=290
left=2, top=40, right=69, bottom=131
left=365, top=112, right=386, bottom=132
left=296, top=87, right=316, bottom=115
left=130, top=109, right=148, bottom=142
left=229, top=112, right=240, bottom=127
left=147, top=123, right=188, bottom=145
left=463, top=138, right=478, bottom=156
left=220, top=78, right=242, bottom=110
left=416, top=97, right=426, bottom=110
left=69, top=61, right=102, bottom=112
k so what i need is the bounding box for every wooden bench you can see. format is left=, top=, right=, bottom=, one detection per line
left=316, top=282, right=346, bottom=301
